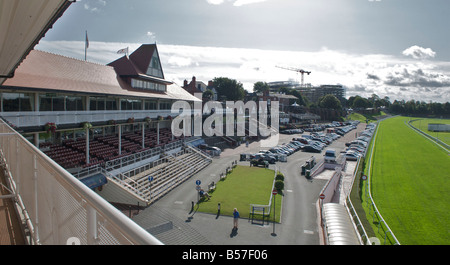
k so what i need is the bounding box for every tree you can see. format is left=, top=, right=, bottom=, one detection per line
left=203, top=89, right=214, bottom=100
left=318, top=94, right=342, bottom=110
left=352, top=96, right=370, bottom=109
left=213, top=77, right=245, bottom=101
left=253, top=81, right=270, bottom=93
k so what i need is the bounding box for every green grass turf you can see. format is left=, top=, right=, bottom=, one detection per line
left=196, top=165, right=283, bottom=222
left=346, top=111, right=386, bottom=123
left=410, top=118, right=450, bottom=146
left=363, top=116, right=450, bottom=245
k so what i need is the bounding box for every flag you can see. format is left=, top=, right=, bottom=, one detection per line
left=117, top=47, right=128, bottom=54
left=85, top=31, right=89, bottom=49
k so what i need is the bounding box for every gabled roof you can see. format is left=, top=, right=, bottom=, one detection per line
left=108, top=44, right=168, bottom=83
left=129, top=44, right=157, bottom=75
left=1, top=49, right=200, bottom=102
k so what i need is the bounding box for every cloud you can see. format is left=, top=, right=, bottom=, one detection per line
left=206, top=0, right=268, bottom=6
left=384, top=64, right=450, bottom=88
left=233, top=0, right=268, bottom=6
left=34, top=40, right=450, bottom=103
left=83, top=0, right=106, bottom=12
left=402, top=45, right=436, bottom=59
left=206, top=0, right=225, bottom=5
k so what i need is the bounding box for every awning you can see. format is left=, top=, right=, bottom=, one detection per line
left=0, top=0, right=73, bottom=85
left=80, top=173, right=108, bottom=190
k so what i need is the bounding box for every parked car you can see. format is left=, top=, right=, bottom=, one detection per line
left=303, top=145, right=322, bottom=153
left=345, top=151, right=361, bottom=161
left=250, top=158, right=269, bottom=168
left=250, top=153, right=276, bottom=164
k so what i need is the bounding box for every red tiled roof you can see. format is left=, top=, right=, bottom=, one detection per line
left=129, top=44, right=155, bottom=75
left=2, top=49, right=200, bottom=102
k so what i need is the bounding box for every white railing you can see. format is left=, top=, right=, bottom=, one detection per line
left=345, top=157, right=371, bottom=245
left=0, top=119, right=162, bottom=245
left=363, top=120, right=401, bottom=245
left=406, top=119, right=450, bottom=153
left=1, top=109, right=175, bottom=127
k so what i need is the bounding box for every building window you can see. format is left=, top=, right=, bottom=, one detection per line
left=66, top=96, right=84, bottom=111
left=39, top=94, right=66, bottom=112
left=121, top=99, right=142, bottom=111
left=159, top=101, right=171, bottom=110
left=106, top=98, right=117, bottom=111
left=146, top=52, right=163, bottom=78
left=131, top=78, right=166, bottom=92
left=144, top=100, right=157, bottom=110
left=90, top=97, right=117, bottom=111
left=2, top=92, right=34, bottom=112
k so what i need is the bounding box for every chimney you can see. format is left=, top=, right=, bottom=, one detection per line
left=183, top=79, right=188, bottom=87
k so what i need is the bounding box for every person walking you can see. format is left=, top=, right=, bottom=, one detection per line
left=233, top=208, right=240, bottom=229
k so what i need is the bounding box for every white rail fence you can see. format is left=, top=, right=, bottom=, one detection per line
left=362, top=120, right=401, bottom=245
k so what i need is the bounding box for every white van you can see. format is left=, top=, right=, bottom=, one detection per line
left=324, top=149, right=336, bottom=163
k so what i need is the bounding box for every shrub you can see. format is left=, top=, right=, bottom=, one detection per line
left=275, top=180, right=284, bottom=193
left=275, top=172, right=284, bottom=181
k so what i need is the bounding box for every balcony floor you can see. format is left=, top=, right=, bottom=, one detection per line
left=0, top=170, right=26, bottom=245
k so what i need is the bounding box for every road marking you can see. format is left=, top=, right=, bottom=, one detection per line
left=286, top=189, right=293, bottom=193
left=174, top=201, right=183, bottom=205
left=304, top=230, right=314, bottom=235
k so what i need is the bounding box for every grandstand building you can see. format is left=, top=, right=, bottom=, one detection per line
left=0, top=44, right=212, bottom=206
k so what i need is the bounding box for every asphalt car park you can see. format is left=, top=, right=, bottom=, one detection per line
left=132, top=121, right=367, bottom=245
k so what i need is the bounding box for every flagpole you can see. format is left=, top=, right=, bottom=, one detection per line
left=85, top=30, right=88, bottom=61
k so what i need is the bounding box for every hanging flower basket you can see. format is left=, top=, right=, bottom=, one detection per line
left=108, top=119, right=116, bottom=125
left=157, top=115, right=163, bottom=121
left=44, top=122, right=57, bottom=133
left=166, top=115, right=172, bottom=120
left=144, top=117, right=151, bottom=124
left=82, top=122, right=92, bottom=130
left=127, top=117, right=135, bottom=124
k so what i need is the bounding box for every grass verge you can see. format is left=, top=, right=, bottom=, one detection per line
left=196, top=165, right=283, bottom=223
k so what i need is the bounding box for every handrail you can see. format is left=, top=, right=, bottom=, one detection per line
left=0, top=119, right=162, bottom=245
left=345, top=156, right=371, bottom=245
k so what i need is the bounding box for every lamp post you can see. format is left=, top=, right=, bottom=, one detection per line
left=271, top=189, right=277, bottom=236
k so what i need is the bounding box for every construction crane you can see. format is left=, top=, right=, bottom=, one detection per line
left=276, top=66, right=311, bottom=87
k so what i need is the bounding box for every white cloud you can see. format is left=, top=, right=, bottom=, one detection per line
left=206, top=0, right=225, bottom=5
left=83, top=0, right=106, bottom=12
left=206, top=0, right=268, bottom=6
left=34, top=40, right=450, bottom=103
left=168, top=56, right=194, bottom=67
left=402, top=45, right=436, bottom=60
left=233, top=0, right=268, bottom=6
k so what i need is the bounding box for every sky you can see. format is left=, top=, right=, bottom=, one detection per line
left=36, top=0, right=450, bottom=103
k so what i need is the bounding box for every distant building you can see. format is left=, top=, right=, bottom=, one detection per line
left=296, top=85, right=346, bottom=103
left=267, top=80, right=300, bottom=91
left=183, top=76, right=218, bottom=101
left=244, top=91, right=298, bottom=112
left=428, top=123, right=450, bottom=132
left=268, top=81, right=346, bottom=103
